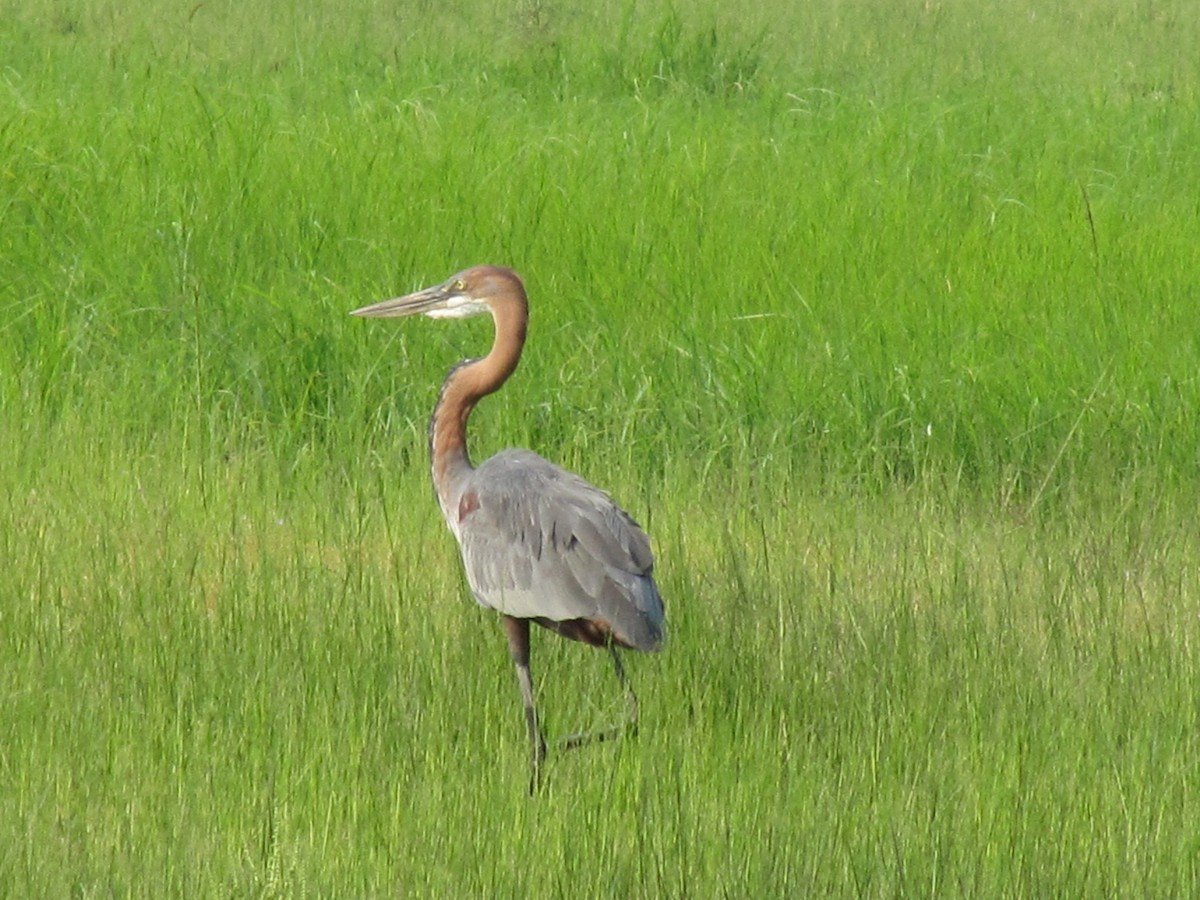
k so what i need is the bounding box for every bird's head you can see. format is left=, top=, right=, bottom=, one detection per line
left=351, top=265, right=526, bottom=320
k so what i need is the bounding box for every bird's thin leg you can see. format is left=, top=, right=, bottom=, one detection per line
left=502, top=616, right=547, bottom=794
left=609, top=644, right=640, bottom=734
left=561, top=644, right=639, bottom=751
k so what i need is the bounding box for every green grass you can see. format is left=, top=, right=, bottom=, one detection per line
left=3, top=0, right=1200, bottom=894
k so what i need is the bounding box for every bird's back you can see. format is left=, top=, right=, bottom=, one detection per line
left=450, top=449, right=665, bottom=652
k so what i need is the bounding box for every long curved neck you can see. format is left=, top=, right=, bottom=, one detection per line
left=428, top=296, right=528, bottom=510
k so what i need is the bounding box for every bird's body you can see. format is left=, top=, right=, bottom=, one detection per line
left=352, top=265, right=665, bottom=791
left=453, top=448, right=664, bottom=650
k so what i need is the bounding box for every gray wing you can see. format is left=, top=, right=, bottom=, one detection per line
left=454, top=449, right=665, bottom=651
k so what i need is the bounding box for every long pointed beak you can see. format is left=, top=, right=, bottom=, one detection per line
left=350, top=284, right=449, bottom=318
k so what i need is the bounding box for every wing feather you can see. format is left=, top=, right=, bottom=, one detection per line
left=454, top=449, right=665, bottom=650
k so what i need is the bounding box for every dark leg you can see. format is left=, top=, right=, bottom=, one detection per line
left=561, top=644, right=640, bottom=750
left=609, top=644, right=640, bottom=733
left=501, top=616, right=547, bottom=794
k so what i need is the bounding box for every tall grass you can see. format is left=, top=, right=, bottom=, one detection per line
left=2, top=0, right=1198, bottom=894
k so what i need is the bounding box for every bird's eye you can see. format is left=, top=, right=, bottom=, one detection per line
left=454, top=279, right=466, bottom=291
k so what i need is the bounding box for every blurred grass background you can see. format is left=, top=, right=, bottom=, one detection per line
left=2, top=0, right=1199, bottom=894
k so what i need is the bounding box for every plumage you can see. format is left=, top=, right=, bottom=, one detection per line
left=456, top=449, right=665, bottom=651
left=351, top=264, right=665, bottom=793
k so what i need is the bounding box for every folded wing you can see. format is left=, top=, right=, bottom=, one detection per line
left=454, top=449, right=666, bottom=652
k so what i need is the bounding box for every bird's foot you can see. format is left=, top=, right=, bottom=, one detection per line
left=558, top=721, right=634, bottom=752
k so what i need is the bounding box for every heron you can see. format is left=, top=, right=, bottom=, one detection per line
left=351, top=265, right=666, bottom=792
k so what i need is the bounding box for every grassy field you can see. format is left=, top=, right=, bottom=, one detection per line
left=3, top=0, right=1199, bottom=894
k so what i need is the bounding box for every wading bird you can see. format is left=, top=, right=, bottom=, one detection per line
left=351, top=265, right=666, bottom=792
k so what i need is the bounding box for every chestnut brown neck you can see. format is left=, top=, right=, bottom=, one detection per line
left=428, top=293, right=528, bottom=501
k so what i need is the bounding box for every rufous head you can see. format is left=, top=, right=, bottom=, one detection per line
left=350, top=265, right=526, bottom=320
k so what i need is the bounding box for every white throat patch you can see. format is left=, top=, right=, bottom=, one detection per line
left=426, top=295, right=490, bottom=319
